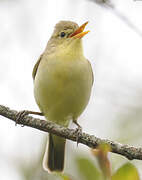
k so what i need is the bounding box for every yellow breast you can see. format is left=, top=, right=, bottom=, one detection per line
left=34, top=54, right=93, bottom=126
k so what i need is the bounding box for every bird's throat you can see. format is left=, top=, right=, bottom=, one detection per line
left=59, top=39, right=84, bottom=61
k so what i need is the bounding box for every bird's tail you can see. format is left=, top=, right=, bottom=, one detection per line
left=43, top=133, right=66, bottom=172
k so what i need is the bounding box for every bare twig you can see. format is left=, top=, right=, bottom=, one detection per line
left=89, top=0, right=142, bottom=37
left=0, top=104, right=142, bottom=161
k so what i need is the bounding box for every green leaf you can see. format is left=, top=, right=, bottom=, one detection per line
left=76, top=157, right=103, bottom=180
left=112, top=163, right=140, bottom=180
left=59, top=173, right=73, bottom=180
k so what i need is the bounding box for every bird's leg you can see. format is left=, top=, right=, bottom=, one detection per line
left=73, top=119, right=82, bottom=146
left=15, top=110, right=44, bottom=126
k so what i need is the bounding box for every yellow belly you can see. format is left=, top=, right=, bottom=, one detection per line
left=34, top=57, right=92, bottom=127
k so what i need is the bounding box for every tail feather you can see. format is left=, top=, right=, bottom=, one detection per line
left=43, top=134, right=66, bottom=172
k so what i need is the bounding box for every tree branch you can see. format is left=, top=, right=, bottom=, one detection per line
left=0, top=104, right=142, bottom=161
left=89, top=0, right=142, bottom=37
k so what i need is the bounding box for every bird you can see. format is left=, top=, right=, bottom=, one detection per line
left=32, top=20, right=94, bottom=172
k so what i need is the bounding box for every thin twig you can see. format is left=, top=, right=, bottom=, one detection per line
left=0, top=104, right=142, bottom=161
left=89, top=0, right=142, bottom=37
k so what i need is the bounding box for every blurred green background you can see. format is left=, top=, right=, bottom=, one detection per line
left=0, top=0, right=142, bottom=179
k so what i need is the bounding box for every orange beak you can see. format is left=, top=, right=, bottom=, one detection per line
left=69, top=21, right=90, bottom=39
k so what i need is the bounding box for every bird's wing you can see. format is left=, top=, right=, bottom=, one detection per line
left=87, top=59, right=94, bottom=85
left=32, top=54, right=43, bottom=80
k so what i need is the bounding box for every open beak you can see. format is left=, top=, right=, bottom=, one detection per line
left=69, top=21, right=90, bottom=39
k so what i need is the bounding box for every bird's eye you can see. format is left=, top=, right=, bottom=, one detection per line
left=60, top=32, right=66, bottom=38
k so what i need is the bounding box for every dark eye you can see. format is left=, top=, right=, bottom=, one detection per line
left=60, top=32, right=66, bottom=38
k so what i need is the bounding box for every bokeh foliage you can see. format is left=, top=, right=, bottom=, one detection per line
left=18, top=143, right=140, bottom=180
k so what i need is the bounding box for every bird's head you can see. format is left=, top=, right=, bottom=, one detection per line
left=46, top=21, right=89, bottom=57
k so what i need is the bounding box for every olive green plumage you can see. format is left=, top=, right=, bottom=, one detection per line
left=33, top=20, right=93, bottom=172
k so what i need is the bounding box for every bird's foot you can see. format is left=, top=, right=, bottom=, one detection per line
left=73, top=120, right=82, bottom=146
left=15, top=110, right=43, bottom=126
left=15, top=110, right=28, bottom=126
